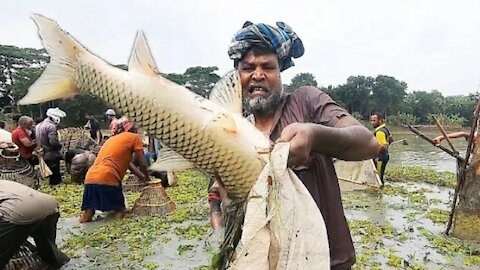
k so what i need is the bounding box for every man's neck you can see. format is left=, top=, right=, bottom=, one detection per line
left=254, top=114, right=275, bottom=135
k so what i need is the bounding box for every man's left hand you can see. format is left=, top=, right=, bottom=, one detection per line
left=276, top=123, right=315, bottom=166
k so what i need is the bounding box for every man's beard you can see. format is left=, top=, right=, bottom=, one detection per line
left=244, top=88, right=284, bottom=117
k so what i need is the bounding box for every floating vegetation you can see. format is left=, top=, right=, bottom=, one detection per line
left=419, top=227, right=480, bottom=266
left=424, top=208, right=449, bottom=224
left=177, top=244, right=196, bottom=256
left=55, top=170, right=212, bottom=269
left=174, top=223, right=210, bottom=240
left=385, top=165, right=456, bottom=188
left=38, top=181, right=83, bottom=217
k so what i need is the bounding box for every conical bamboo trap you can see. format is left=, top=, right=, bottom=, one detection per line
left=58, top=127, right=94, bottom=154
left=0, top=145, right=39, bottom=189
left=123, top=174, right=147, bottom=192
left=132, top=180, right=176, bottom=216
left=4, top=241, right=46, bottom=270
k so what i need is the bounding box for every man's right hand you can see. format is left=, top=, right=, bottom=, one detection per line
left=433, top=136, right=444, bottom=145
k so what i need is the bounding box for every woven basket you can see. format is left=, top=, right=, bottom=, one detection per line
left=132, top=180, right=176, bottom=216
left=58, top=127, right=94, bottom=154
left=0, top=148, right=40, bottom=189
left=123, top=174, right=147, bottom=192
left=4, top=241, right=47, bottom=270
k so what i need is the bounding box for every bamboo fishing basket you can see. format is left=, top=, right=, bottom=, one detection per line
left=4, top=241, right=46, bottom=270
left=132, top=180, right=176, bottom=216
left=123, top=174, right=147, bottom=192
left=0, top=145, right=40, bottom=189
left=58, top=127, right=94, bottom=155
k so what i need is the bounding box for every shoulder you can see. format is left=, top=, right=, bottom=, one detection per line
left=288, top=86, right=334, bottom=106
left=289, top=86, right=324, bottom=99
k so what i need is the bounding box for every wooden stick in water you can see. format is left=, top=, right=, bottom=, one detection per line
left=406, top=125, right=465, bottom=162
left=445, top=99, right=480, bottom=235
left=432, top=115, right=458, bottom=154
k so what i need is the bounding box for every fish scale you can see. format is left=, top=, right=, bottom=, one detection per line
left=76, top=65, right=262, bottom=198
left=20, top=15, right=270, bottom=200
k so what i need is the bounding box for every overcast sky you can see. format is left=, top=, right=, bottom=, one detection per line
left=2, top=0, right=480, bottom=96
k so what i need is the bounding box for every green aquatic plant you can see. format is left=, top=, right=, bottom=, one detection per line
left=424, top=208, right=449, bottom=224
left=38, top=181, right=84, bottom=217
left=60, top=170, right=212, bottom=269
left=177, top=244, right=195, bottom=256
left=419, top=227, right=480, bottom=266
left=385, top=165, right=456, bottom=188
left=387, top=254, right=403, bottom=267
left=174, top=223, right=210, bottom=240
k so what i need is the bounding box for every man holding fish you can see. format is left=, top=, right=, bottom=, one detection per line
left=19, top=15, right=379, bottom=270
left=214, top=21, right=378, bottom=270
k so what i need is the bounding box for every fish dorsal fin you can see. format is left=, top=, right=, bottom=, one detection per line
left=209, top=70, right=243, bottom=114
left=149, top=145, right=196, bottom=172
left=203, top=113, right=238, bottom=135
left=128, top=31, right=159, bottom=76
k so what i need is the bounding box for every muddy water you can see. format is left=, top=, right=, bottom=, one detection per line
left=387, top=127, right=467, bottom=172
left=52, top=127, right=478, bottom=269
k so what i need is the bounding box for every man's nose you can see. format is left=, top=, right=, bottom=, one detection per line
left=252, top=68, right=266, bottom=81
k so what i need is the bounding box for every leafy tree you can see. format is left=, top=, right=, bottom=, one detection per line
left=444, top=95, right=476, bottom=125
left=285, top=72, right=318, bottom=93
left=405, top=91, right=444, bottom=123
left=332, top=76, right=374, bottom=116
left=182, top=66, right=220, bottom=97
left=371, top=75, right=407, bottom=116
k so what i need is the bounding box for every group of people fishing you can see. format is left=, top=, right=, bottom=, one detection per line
left=0, top=19, right=469, bottom=270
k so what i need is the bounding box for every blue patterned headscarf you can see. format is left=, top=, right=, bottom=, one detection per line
left=228, top=21, right=305, bottom=71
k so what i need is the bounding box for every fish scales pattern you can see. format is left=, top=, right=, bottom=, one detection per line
left=74, top=60, right=260, bottom=199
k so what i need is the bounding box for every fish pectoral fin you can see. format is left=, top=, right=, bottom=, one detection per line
left=128, top=31, right=159, bottom=76
left=18, top=14, right=84, bottom=105
left=203, top=113, right=238, bottom=135
left=209, top=70, right=243, bottom=114
left=149, top=147, right=196, bottom=172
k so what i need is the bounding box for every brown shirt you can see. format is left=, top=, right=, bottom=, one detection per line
left=0, top=180, right=58, bottom=224
left=267, top=87, right=354, bottom=270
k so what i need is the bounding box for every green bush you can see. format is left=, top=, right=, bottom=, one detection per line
left=429, top=113, right=466, bottom=128
left=387, top=113, right=418, bottom=126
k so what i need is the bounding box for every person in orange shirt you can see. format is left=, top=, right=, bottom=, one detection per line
left=79, top=118, right=150, bottom=223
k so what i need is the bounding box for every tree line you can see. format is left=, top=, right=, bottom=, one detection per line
left=287, top=73, right=477, bottom=127
left=1, top=45, right=477, bottom=127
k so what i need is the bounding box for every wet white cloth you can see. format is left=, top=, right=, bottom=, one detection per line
left=232, top=142, right=330, bottom=270
left=0, top=129, right=12, bottom=143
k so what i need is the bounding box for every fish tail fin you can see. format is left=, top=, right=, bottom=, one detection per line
left=18, top=14, right=86, bottom=105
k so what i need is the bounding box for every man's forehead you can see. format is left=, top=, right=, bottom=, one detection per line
left=240, top=52, right=278, bottom=64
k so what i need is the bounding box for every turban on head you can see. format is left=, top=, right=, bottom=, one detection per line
left=46, top=107, right=66, bottom=125
left=228, top=21, right=305, bottom=71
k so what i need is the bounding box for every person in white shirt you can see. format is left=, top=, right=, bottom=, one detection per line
left=0, top=121, right=12, bottom=143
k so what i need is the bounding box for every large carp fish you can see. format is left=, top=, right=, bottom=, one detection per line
left=19, top=15, right=270, bottom=199
left=19, top=15, right=330, bottom=269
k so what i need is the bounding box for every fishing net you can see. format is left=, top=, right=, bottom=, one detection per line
left=224, top=142, right=330, bottom=270
left=3, top=241, right=46, bottom=270
left=0, top=145, right=40, bottom=189
left=132, top=180, right=176, bottom=216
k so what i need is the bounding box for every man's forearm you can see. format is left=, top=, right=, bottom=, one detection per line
left=310, top=124, right=379, bottom=161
